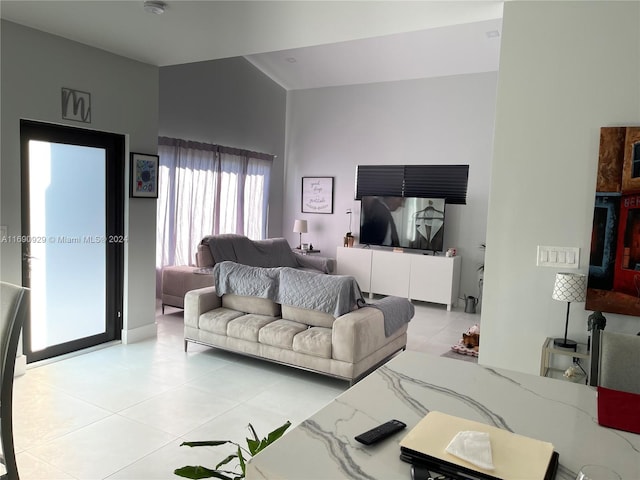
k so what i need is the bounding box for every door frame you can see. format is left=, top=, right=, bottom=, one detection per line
left=20, top=120, right=125, bottom=363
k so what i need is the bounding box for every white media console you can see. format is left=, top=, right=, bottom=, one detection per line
left=336, top=246, right=462, bottom=311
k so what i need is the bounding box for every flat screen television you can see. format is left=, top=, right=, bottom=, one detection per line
left=359, top=196, right=446, bottom=252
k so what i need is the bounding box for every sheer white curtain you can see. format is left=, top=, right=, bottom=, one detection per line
left=217, top=147, right=272, bottom=239
left=156, top=137, right=272, bottom=274
left=245, top=157, right=271, bottom=239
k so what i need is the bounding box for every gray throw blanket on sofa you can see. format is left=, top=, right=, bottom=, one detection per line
left=213, top=262, right=281, bottom=299
left=213, top=261, right=413, bottom=335
left=366, top=296, right=415, bottom=337
left=213, top=261, right=363, bottom=317
left=203, top=234, right=298, bottom=268
left=278, top=267, right=365, bottom=318
left=202, top=234, right=334, bottom=274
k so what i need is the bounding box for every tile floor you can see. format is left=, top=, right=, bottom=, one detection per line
left=13, top=300, right=479, bottom=479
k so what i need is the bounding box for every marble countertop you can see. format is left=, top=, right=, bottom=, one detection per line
left=246, top=351, right=639, bottom=480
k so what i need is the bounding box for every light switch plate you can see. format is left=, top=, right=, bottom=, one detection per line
left=537, top=246, right=580, bottom=268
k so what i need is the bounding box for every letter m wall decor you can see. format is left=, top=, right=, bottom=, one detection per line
left=61, top=87, right=91, bottom=123
left=588, top=127, right=640, bottom=316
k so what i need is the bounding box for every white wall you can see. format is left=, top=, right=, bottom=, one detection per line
left=481, top=1, right=640, bottom=374
left=284, top=73, right=498, bottom=301
left=159, top=57, right=287, bottom=240
left=1, top=21, right=159, bottom=347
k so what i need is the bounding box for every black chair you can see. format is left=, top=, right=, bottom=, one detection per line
left=0, top=282, right=29, bottom=480
left=589, top=328, right=640, bottom=393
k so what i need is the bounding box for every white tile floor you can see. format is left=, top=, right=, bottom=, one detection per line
left=13, top=300, right=479, bottom=479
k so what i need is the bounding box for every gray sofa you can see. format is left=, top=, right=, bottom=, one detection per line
left=161, top=235, right=335, bottom=312
left=184, top=262, right=411, bottom=383
left=198, top=234, right=335, bottom=274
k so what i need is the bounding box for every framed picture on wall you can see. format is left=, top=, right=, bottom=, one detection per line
left=302, top=176, right=334, bottom=214
left=587, top=126, right=640, bottom=317
left=130, top=152, right=159, bottom=198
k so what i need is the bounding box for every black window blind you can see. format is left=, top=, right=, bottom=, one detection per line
left=355, top=164, right=469, bottom=205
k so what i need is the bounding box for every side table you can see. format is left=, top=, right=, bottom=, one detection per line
left=293, top=248, right=321, bottom=256
left=540, top=337, right=590, bottom=383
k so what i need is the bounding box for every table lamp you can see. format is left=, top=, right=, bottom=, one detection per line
left=552, top=272, right=587, bottom=351
left=293, top=219, right=307, bottom=249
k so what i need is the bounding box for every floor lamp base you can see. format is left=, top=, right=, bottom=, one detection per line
left=553, top=338, right=577, bottom=351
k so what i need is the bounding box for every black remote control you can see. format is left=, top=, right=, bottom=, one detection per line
left=354, top=419, right=406, bottom=445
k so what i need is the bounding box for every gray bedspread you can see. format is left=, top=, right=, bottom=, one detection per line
left=202, top=234, right=334, bottom=273
left=212, top=261, right=363, bottom=317
left=213, top=262, right=281, bottom=299
left=366, top=296, right=415, bottom=336
left=203, top=234, right=298, bottom=268
left=278, top=267, right=365, bottom=317
left=213, top=261, right=413, bottom=335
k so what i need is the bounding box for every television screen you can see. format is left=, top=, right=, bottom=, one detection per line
left=359, top=196, right=445, bottom=252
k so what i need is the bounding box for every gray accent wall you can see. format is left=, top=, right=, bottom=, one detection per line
left=482, top=1, right=640, bottom=374
left=285, top=73, right=498, bottom=302
left=1, top=21, right=159, bottom=345
left=159, top=57, right=287, bottom=239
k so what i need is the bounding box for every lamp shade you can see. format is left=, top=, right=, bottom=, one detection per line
left=293, top=219, right=308, bottom=234
left=552, top=273, right=587, bottom=302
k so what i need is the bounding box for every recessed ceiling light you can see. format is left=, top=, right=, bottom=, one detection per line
left=486, top=30, right=500, bottom=39
left=144, top=1, right=166, bottom=15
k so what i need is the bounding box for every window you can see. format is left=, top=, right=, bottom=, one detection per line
left=156, top=137, right=272, bottom=268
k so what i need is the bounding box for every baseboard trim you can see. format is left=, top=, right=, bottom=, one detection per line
left=122, top=322, right=157, bottom=344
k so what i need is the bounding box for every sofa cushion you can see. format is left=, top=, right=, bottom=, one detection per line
left=281, top=305, right=336, bottom=329
left=222, top=293, right=281, bottom=317
left=293, top=327, right=332, bottom=358
left=199, top=308, right=245, bottom=335
left=258, top=319, right=308, bottom=350
left=227, top=314, right=278, bottom=342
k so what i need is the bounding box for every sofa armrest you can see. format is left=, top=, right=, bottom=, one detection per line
left=294, top=254, right=336, bottom=274
left=332, top=307, right=392, bottom=363
left=184, top=286, right=220, bottom=328
left=196, top=243, right=215, bottom=267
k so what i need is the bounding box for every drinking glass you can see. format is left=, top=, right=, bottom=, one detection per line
left=576, top=465, right=621, bottom=480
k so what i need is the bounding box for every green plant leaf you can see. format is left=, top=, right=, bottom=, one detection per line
left=181, top=440, right=231, bottom=448
left=237, top=446, right=246, bottom=476
left=251, top=421, right=292, bottom=456
left=247, top=423, right=259, bottom=442
left=265, top=421, right=291, bottom=445
left=246, top=437, right=260, bottom=456
left=174, top=465, right=233, bottom=479
left=215, top=454, right=238, bottom=470
left=177, top=421, right=290, bottom=479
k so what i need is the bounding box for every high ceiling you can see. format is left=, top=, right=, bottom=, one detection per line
left=0, top=1, right=503, bottom=90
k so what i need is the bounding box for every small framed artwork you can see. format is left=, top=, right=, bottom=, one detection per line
left=130, top=152, right=159, bottom=198
left=302, top=176, right=334, bottom=214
